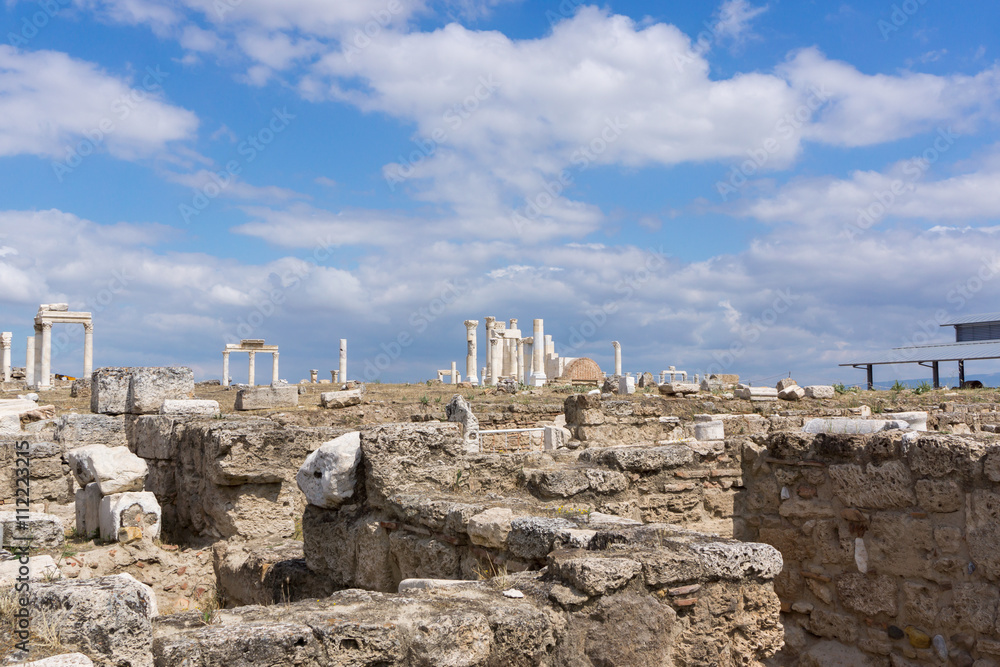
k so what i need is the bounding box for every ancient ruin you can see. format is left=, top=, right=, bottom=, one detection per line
left=222, top=339, right=278, bottom=387
left=23, top=304, right=94, bottom=390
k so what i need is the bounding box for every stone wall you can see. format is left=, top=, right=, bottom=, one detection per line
left=739, top=430, right=1000, bottom=666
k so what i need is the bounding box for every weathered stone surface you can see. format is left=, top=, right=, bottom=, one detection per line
left=30, top=574, right=157, bottom=667
left=319, top=388, right=363, bottom=409
left=506, top=517, right=577, bottom=561
left=445, top=394, right=480, bottom=453
left=695, top=420, right=724, bottom=441
left=735, top=386, right=778, bottom=401
left=467, top=507, right=513, bottom=549
left=827, top=460, right=916, bottom=509
left=915, top=478, right=962, bottom=512
left=0, top=511, right=64, bottom=548
left=295, top=431, right=362, bottom=508
left=126, top=415, right=179, bottom=460
left=158, top=399, right=219, bottom=417
left=90, top=367, right=132, bottom=415
left=837, top=573, right=897, bottom=616
left=579, top=444, right=693, bottom=472
left=126, top=367, right=195, bottom=415
left=389, top=532, right=460, bottom=580
left=0, top=554, right=60, bottom=585
left=55, top=414, right=127, bottom=447
left=67, top=444, right=148, bottom=495
left=99, top=491, right=161, bottom=542
left=968, top=490, right=1000, bottom=580
left=22, top=654, right=95, bottom=666
left=889, top=411, right=928, bottom=431
left=799, top=640, right=874, bottom=666
left=235, top=384, right=299, bottom=410
left=803, top=418, right=908, bottom=434
left=804, top=385, right=835, bottom=399
left=659, top=382, right=700, bottom=395
left=74, top=481, right=101, bottom=538
left=213, top=538, right=335, bottom=607
left=549, top=550, right=642, bottom=595
left=778, top=386, right=806, bottom=401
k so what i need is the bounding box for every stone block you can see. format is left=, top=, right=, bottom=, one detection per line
left=319, top=388, right=363, bottom=409
left=506, top=517, right=576, bottom=561
left=236, top=384, right=299, bottom=410
left=30, top=575, right=156, bottom=666
left=802, top=418, right=908, bottom=434
left=90, top=367, right=132, bottom=415
left=99, top=491, right=161, bottom=542
left=778, top=386, right=806, bottom=401
left=968, top=490, right=1000, bottom=580
left=159, top=399, right=219, bottom=417
left=55, top=413, right=127, bottom=447
left=549, top=551, right=642, bottom=595
left=543, top=425, right=572, bottom=450
left=694, top=420, right=724, bottom=441
left=0, top=398, right=39, bottom=418
left=579, top=444, right=693, bottom=472
left=889, top=411, right=928, bottom=431
left=22, top=652, right=94, bottom=666
left=914, top=478, right=962, bottom=513
left=659, top=382, right=699, bottom=395
left=0, top=510, right=64, bottom=548
left=0, top=555, right=60, bottom=585
left=127, top=367, right=194, bottom=414
left=467, top=507, right=514, bottom=549
left=388, top=532, right=460, bottom=580
left=66, top=444, right=147, bottom=495
left=837, top=573, right=897, bottom=616
left=74, top=482, right=101, bottom=538
left=618, top=375, right=636, bottom=395
left=445, top=394, right=480, bottom=453
left=0, top=414, right=20, bottom=435
left=828, top=460, right=916, bottom=509
left=126, top=415, right=179, bottom=459
left=775, top=378, right=797, bottom=391
left=295, top=431, right=362, bottom=509
left=735, top=387, right=778, bottom=401
left=804, top=385, right=835, bottom=399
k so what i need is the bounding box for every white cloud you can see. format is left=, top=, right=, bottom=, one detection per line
left=0, top=46, right=198, bottom=161
left=712, top=0, right=768, bottom=44
left=165, top=169, right=303, bottom=202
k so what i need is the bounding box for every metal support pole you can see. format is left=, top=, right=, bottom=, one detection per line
left=932, top=361, right=940, bottom=389
left=959, top=360, right=965, bottom=387
left=867, top=365, right=873, bottom=391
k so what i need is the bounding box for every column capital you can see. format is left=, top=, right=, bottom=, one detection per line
left=83, top=322, right=94, bottom=334
left=272, top=351, right=279, bottom=358
left=489, top=337, right=499, bottom=347
left=40, top=322, right=52, bottom=332
left=612, top=341, right=621, bottom=350
left=464, top=319, right=479, bottom=329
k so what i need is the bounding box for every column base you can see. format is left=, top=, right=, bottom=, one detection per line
left=530, top=374, right=547, bottom=387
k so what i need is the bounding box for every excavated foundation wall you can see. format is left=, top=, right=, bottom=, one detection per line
left=739, top=430, right=1000, bottom=666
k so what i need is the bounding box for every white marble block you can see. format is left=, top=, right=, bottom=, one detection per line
left=295, top=432, right=362, bottom=508
left=99, top=491, right=162, bottom=542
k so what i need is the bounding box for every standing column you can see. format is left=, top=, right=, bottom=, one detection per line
left=484, top=317, right=496, bottom=385
left=464, top=320, right=479, bottom=386
left=544, top=334, right=554, bottom=379
left=33, top=327, right=42, bottom=387
left=40, top=322, right=52, bottom=389
left=248, top=351, right=256, bottom=386
left=451, top=361, right=458, bottom=384
left=489, top=338, right=500, bottom=385
left=339, top=339, right=347, bottom=383
left=83, top=323, right=94, bottom=379
left=516, top=338, right=524, bottom=386
left=26, top=336, right=35, bottom=387
left=272, top=352, right=280, bottom=384
left=523, top=337, right=534, bottom=385
left=0, top=332, right=11, bottom=382
left=612, top=341, right=622, bottom=376
left=530, top=320, right=546, bottom=387
left=222, top=351, right=230, bottom=387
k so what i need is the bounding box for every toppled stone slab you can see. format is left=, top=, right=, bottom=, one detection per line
left=159, top=399, right=219, bottom=417
left=296, top=431, right=362, bottom=509
left=778, top=386, right=806, bottom=401
left=99, top=491, right=161, bottom=542
left=74, top=482, right=101, bottom=538
left=886, top=410, right=928, bottom=431
left=235, top=384, right=299, bottom=410
left=804, top=385, right=835, bottom=399
left=66, top=444, right=148, bottom=495
left=30, top=574, right=157, bottom=667
left=467, top=507, right=514, bottom=549
left=0, top=398, right=38, bottom=418
left=579, top=444, right=694, bottom=472
left=90, top=367, right=132, bottom=415
left=320, top=388, right=364, bottom=409
left=0, top=511, right=64, bottom=548
left=735, top=386, right=778, bottom=401
left=126, top=367, right=195, bottom=415
left=802, top=418, right=908, bottom=434
left=55, top=413, right=127, bottom=447
left=0, top=555, right=60, bottom=585
left=659, top=382, right=699, bottom=396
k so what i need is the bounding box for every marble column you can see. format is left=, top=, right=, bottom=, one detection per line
left=339, top=339, right=347, bottom=383
left=272, top=353, right=280, bottom=384
left=516, top=338, right=524, bottom=386
left=612, top=341, right=622, bottom=376
left=83, top=323, right=94, bottom=380
left=33, top=327, right=42, bottom=388
left=530, top=320, right=546, bottom=387
left=451, top=361, right=458, bottom=385
left=26, top=336, right=35, bottom=387
left=40, top=323, right=52, bottom=389
left=489, top=337, right=500, bottom=385
left=464, top=320, right=479, bottom=385
left=523, top=337, right=533, bottom=385
left=484, top=317, right=496, bottom=385
left=248, top=351, right=256, bottom=386
left=222, top=351, right=230, bottom=387
left=544, top=334, right=554, bottom=380
left=331, top=370, right=339, bottom=383
left=0, top=332, right=11, bottom=382
left=310, top=369, right=318, bottom=383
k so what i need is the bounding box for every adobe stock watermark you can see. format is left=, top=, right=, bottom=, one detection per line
left=703, top=289, right=799, bottom=376
left=383, top=75, right=500, bottom=192
left=510, top=116, right=628, bottom=234
left=7, top=0, right=71, bottom=47
left=878, top=0, right=931, bottom=40
left=716, top=85, right=832, bottom=201
left=51, top=66, right=169, bottom=182
left=845, top=127, right=957, bottom=241
left=179, top=107, right=295, bottom=224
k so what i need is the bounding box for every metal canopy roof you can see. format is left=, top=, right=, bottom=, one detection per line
left=840, top=340, right=1000, bottom=366
left=938, top=312, right=1000, bottom=326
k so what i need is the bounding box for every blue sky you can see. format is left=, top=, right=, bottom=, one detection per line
left=2, top=0, right=1000, bottom=386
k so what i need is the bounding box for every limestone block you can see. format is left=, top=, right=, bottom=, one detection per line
left=915, top=478, right=962, bottom=512
left=543, top=425, right=572, bottom=450
left=54, top=413, right=127, bottom=447
left=803, top=385, right=835, bottom=399
left=99, top=491, right=161, bottom=542
left=90, top=367, right=132, bottom=415
left=775, top=378, right=797, bottom=391
left=388, top=532, right=460, bottom=580
left=694, top=420, right=724, bottom=441
left=467, top=507, right=514, bottom=549
left=579, top=444, right=694, bottom=472
left=0, top=555, right=60, bottom=586
left=889, top=411, right=928, bottom=431
left=74, top=482, right=101, bottom=538
left=799, top=641, right=874, bottom=667
left=236, top=384, right=299, bottom=410
left=66, top=444, right=148, bottom=495
left=319, top=388, right=363, bottom=409
left=802, top=418, right=908, bottom=434
left=159, top=399, right=219, bottom=417
left=0, top=414, right=20, bottom=435
left=506, top=517, right=576, bottom=561
left=837, top=573, right=897, bottom=615
left=30, top=575, right=156, bottom=666
left=968, top=490, right=1000, bottom=580
left=0, top=511, right=64, bottom=548
left=735, top=386, right=778, bottom=401
left=827, top=460, right=917, bottom=509
left=295, top=431, right=362, bottom=509
left=22, top=653, right=94, bottom=666
left=778, top=386, right=806, bottom=401
left=618, top=375, right=636, bottom=395
left=445, top=394, right=480, bottom=453
left=127, top=415, right=179, bottom=459
left=548, top=552, right=642, bottom=595
left=126, top=367, right=194, bottom=414
left=397, top=578, right=472, bottom=592
left=659, top=382, right=699, bottom=395
left=0, top=398, right=38, bottom=418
